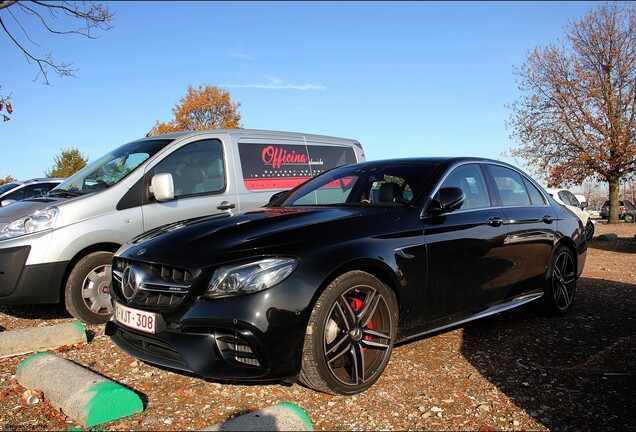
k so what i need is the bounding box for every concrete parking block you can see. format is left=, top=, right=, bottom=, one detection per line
left=204, top=402, right=313, bottom=431
left=16, top=352, right=143, bottom=427
left=0, top=321, right=87, bottom=358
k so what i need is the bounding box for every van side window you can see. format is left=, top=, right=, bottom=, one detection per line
left=440, top=164, right=490, bottom=210
left=154, top=139, right=225, bottom=197
left=489, top=165, right=532, bottom=206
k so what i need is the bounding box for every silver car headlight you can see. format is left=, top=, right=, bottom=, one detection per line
left=206, top=257, right=298, bottom=298
left=0, top=207, right=59, bottom=240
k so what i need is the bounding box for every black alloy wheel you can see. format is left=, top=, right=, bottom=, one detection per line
left=541, top=246, right=577, bottom=316
left=300, top=271, right=398, bottom=395
left=585, top=220, right=595, bottom=240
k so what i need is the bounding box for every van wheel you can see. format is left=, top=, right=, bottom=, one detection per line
left=64, top=252, right=114, bottom=324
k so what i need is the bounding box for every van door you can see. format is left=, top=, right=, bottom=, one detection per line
left=140, top=138, right=238, bottom=231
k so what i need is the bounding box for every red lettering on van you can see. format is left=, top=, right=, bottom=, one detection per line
left=262, top=146, right=308, bottom=169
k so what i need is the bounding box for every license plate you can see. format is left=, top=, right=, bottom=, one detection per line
left=115, top=302, right=157, bottom=334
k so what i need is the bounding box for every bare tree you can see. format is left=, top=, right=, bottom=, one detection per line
left=0, top=1, right=114, bottom=118
left=0, top=87, right=11, bottom=122
left=507, top=2, right=636, bottom=223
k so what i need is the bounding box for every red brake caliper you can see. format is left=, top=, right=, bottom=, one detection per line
left=350, top=297, right=373, bottom=350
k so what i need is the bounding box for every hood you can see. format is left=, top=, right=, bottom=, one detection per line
left=119, top=206, right=402, bottom=266
left=0, top=196, right=67, bottom=224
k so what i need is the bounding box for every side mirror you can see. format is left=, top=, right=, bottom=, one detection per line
left=427, top=187, right=465, bottom=215
left=579, top=202, right=588, bottom=210
left=150, top=173, right=175, bottom=202
left=267, top=190, right=289, bottom=206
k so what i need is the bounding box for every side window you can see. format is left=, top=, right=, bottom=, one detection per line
left=6, top=187, right=26, bottom=201
left=489, top=165, right=531, bottom=206
left=524, top=178, right=547, bottom=205
left=440, top=164, right=490, bottom=210
left=154, top=139, right=225, bottom=198
left=22, top=185, right=41, bottom=199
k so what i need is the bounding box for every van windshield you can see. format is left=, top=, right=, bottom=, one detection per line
left=51, top=139, right=173, bottom=196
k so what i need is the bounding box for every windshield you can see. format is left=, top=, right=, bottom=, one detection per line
left=0, top=182, right=20, bottom=194
left=52, top=139, right=173, bottom=195
left=278, top=162, right=439, bottom=207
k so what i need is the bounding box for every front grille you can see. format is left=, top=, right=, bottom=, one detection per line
left=112, top=257, right=194, bottom=310
left=216, top=330, right=261, bottom=368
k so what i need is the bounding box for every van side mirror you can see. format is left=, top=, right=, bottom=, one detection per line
left=427, top=187, right=465, bottom=215
left=150, top=173, right=175, bottom=202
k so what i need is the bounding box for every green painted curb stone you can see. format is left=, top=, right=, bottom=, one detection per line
left=597, top=233, right=618, bottom=241
left=16, top=352, right=143, bottom=427
left=203, top=402, right=313, bottom=431
left=0, top=322, right=87, bottom=359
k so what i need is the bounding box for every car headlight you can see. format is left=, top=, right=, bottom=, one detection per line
left=206, top=257, right=298, bottom=298
left=0, top=207, right=59, bottom=240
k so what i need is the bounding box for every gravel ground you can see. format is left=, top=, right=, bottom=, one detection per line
left=1, top=221, right=635, bottom=431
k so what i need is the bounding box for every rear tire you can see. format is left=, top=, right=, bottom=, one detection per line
left=64, top=251, right=114, bottom=324
left=585, top=220, right=595, bottom=240
left=300, top=271, right=397, bottom=395
left=539, top=246, right=576, bottom=316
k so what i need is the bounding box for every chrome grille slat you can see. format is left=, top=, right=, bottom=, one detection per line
left=112, top=258, right=193, bottom=310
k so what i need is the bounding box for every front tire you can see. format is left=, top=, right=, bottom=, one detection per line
left=64, top=251, right=114, bottom=324
left=300, top=271, right=398, bottom=395
left=624, top=213, right=634, bottom=224
left=540, top=245, right=577, bottom=316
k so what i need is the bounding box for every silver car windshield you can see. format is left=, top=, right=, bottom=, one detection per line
left=50, top=139, right=173, bottom=196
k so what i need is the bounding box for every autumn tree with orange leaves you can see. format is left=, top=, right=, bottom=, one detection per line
left=507, top=2, right=636, bottom=223
left=0, top=175, right=17, bottom=186
left=149, top=85, right=242, bottom=135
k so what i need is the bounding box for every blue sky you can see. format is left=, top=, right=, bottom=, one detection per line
left=1, top=1, right=601, bottom=181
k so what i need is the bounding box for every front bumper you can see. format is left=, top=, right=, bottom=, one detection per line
left=105, top=290, right=310, bottom=382
left=0, top=245, right=67, bottom=304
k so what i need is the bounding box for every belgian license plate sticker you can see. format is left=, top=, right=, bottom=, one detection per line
left=115, top=302, right=156, bottom=334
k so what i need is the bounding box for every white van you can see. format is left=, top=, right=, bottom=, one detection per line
left=0, top=129, right=364, bottom=323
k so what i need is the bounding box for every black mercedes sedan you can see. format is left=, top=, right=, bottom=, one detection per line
left=106, top=157, right=587, bottom=395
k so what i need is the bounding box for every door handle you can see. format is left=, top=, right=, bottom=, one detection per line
left=217, top=201, right=236, bottom=211
left=542, top=215, right=553, bottom=224
left=487, top=216, right=504, bottom=227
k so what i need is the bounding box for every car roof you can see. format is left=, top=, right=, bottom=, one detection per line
left=20, top=177, right=65, bottom=184
left=141, top=128, right=363, bottom=147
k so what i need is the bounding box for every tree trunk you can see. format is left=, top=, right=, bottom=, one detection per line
left=608, top=177, right=621, bottom=224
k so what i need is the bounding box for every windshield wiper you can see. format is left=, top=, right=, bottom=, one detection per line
left=47, top=189, right=82, bottom=197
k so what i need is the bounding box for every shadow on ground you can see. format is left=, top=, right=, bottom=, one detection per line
left=461, top=277, right=636, bottom=431
left=0, top=304, right=72, bottom=321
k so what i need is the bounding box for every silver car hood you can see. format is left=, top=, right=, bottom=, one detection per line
left=0, top=197, right=67, bottom=225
